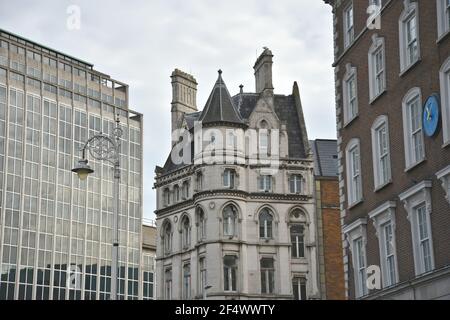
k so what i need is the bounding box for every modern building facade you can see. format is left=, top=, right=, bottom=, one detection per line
left=0, top=29, right=143, bottom=299
left=141, top=221, right=156, bottom=300
left=154, top=49, right=320, bottom=300
left=311, top=139, right=345, bottom=300
left=324, top=0, right=450, bottom=299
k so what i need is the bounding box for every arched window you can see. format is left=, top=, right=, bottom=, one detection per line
left=227, top=130, right=236, bottom=151
left=197, top=207, right=206, bottom=241
left=196, top=171, right=203, bottom=191
left=163, top=188, right=171, bottom=206
left=223, top=205, right=237, bottom=237
left=173, top=185, right=180, bottom=203
left=163, top=222, right=172, bottom=255
left=290, top=209, right=307, bottom=259
left=259, top=208, right=273, bottom=239
left=259, top=120, right=269, bottom=156
left=182, top=181, right=189, bottom=199
left=181, top=216, right=190, bottom=249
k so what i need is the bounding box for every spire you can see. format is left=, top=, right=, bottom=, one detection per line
left=199, top=70, right=245, bottom=126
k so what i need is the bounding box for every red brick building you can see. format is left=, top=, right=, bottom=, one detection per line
left=324, top=0, right=450, bottom=299
left=312, top=140, right=345, bottom=300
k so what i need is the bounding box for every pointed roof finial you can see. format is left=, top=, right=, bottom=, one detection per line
left=239, top=84, right=244, bottom=94
left=218, top=69, right=222, bottom=75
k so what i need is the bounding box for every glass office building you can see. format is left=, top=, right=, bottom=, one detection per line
left=0, top=29, right=143, bottom=299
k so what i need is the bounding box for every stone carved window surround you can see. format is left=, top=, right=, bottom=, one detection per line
left=399, top=180, right=435, bottom=276
left=368, top=201, right=399, bottom=288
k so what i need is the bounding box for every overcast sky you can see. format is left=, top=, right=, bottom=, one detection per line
left=0, top=0, right=336, bottom=221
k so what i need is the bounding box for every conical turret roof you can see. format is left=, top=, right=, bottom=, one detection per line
left=199, top=70, right=245, bottom=126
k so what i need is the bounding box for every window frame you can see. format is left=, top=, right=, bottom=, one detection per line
left=369, top=201, right=398, bottom=288
left=181, top=216, right=191, bottom=250
left=368, top=35, right=386, bottom=101
left=290, top=224, right=305, bottom=259
left=402, top=88, right=425, bottom=170
left=223, top=255, right=238, bottom=292
left=371, top=115, right=392, bottom=190
left=292, top=277, right=307, bottom=300
left=289, top=174, right=304, bottom=194
left=223, top=205, right=237, bottom=237
left=343, top=3, right=355, bottom=48
left=259, top=208, right=274, bottom=239
left=440, top=57, right=450, bottom=146
left=437, top=165, right=450, bottom=204
left=399, top=1, right=420, bottom=73
left=343, top=218, right=368, bottom=298
left=399, top=181, right=435, bottom=276
left=182, top=263, right=191, bottom=300
left=164, top=267, right=172, bottom=300
left=223, top=168, right=235, bottom=189
left=343, top=64, right=358, bottom=125
left=199, top=257, right=207, bottom=297
left=260, top=257, right=275, bottom=294
left=163, top=222, right=172, bottom=255
left=258, top=174, right=272, bottom=193
left=437, top=0, right=450, bottom=39
left=345, top=138, right=363, bottom=206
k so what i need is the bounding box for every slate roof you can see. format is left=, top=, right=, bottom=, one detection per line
left=198, top=71, right=244, bottom=126
left=232, top=93, right=308, bottom=159
left=158, top=75, right=310, bottom=175
left=311, top=139, right=338, bottom=177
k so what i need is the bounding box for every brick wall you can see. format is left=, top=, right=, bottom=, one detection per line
left=330, top=0, right=450, bottom=298
left=319, top=179, right=346, bottom=300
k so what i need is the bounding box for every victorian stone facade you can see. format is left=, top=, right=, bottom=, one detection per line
left=154, top=49, right=320, bottom=300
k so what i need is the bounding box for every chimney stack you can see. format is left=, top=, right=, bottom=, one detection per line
left=171, top=69, right=197, bottom=144
left=253, top=47, right=274, bottom=95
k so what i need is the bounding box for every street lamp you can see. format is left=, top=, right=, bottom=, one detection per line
left=72, top=116, right=122, bottom=300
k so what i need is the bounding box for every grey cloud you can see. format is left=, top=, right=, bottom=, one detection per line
left=0, top=0, right=336, bottom=220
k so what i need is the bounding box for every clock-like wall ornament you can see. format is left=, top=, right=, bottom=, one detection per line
left=423, top=94, right=441, bottom=137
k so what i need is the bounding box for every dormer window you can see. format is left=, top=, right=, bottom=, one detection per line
left=259, top=120, right=269, bottom=156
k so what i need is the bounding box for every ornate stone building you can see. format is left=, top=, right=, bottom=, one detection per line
left=154, top=49, right=320, bottom=300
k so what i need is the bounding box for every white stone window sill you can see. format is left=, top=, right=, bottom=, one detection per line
left=404, top=158, right=426, bottom=173
left=369, top=89, right=387, bottom=105
left=437, top=30, right=450, bottom=44
left=347, top=199, right=364, bottom=210
left=374, top=180, right=392, bottom=193
left=442, top=140, right=450, bottom=149
left=399, top=58, right=422, bottom=78
left=343, top=114, right=359, bottom=128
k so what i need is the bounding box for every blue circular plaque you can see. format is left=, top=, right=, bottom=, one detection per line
left=423, top=94, right=440, bottom=137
